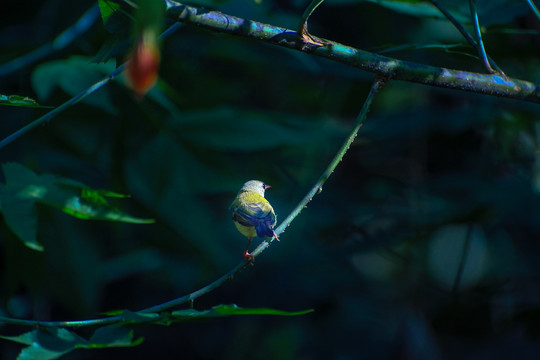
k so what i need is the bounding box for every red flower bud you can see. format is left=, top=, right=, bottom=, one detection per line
left=126, top=31, right=160, bottom=97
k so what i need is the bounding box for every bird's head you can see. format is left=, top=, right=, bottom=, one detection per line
left=240, top=180, right=270, bottom=197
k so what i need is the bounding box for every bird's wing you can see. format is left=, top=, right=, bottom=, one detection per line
left=231, top=193, right=276, bottom=238
left=255, top=209, right=277, bottom=238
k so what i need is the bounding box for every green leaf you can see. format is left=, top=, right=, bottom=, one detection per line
left=212, top=304, right=314, bottom=316
left=97, top=0, right=132, bottom=37
left=0, top=325, right=141, bottom=360
left=0, top=327, right=88, bottom=360
left=0, top=95, right=53, bottom=108
left=94, top=0, right=132, bottom=62
left=169, top=304, right=313, bottom=322
left=0, top=163, right=50, bottom=251
left=57, top=186, right=154, bottom=224
left=89, top=325, right=143, bottom=348
left=104, top=309, right=160, bottom=323
left=31, top=56, right=117, bottom=114
left=0, top=163, right=153, bottom=251
left=98, top=0, right=120, bottom=25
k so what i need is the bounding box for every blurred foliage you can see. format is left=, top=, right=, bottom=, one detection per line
left=0, top=162, right=154, bottom=251
left=0, top=0, right=539, bottom=359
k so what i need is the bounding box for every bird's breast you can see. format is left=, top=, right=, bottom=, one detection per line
left=233, top=221, right=257, bottom=238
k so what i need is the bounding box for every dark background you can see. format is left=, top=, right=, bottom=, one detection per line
left=1, top=0, right=540, bottom=358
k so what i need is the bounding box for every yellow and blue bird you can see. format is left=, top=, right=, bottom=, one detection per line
left=230, top=180, right=279, bottom=260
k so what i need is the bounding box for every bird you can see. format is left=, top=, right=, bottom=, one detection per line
left=230, top=180, right=279, bottom=260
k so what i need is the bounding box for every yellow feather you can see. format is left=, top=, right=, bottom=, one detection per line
left=230, top=190, right=275, bottom=239
left=234, top=221, right=257, bottom=238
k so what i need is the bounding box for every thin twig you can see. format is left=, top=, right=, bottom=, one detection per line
left=468, top=0, right=494, bottom=73
left=0, top=261, right=247, bottom=328
left=297, top=0, right=329, bottom=47
left=452, top=225, right=473, bottom=294
left=428, top=1, right=477, bottom=48
left=0, top=77, right=385, bottom=329
left=428, top=0, right=503, bottom=75
left=526, top=0, right=540, bottom=22
left=0, top=67, right=123, bottom=149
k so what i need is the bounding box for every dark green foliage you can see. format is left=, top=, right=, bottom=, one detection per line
left=0, top=163, right=153, bottom=251
left=0, top=0, right=539, bottom=359
left=0, top=326, right=141, bottom=359
left=360, top=0, right=532, bottom=26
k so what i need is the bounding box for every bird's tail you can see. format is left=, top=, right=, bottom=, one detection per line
left=255, top=221, right=274, bottom=238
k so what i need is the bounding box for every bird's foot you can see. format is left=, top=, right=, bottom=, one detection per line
left=244, top=250, right=255, bottom=264
left=272, top=231, right=280, bottom=242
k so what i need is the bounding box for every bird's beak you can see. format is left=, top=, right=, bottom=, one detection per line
left=263, top=184, right=271, bottom=190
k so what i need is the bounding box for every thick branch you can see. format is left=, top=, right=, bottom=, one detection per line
left=164, top=1, right=540, bottom=104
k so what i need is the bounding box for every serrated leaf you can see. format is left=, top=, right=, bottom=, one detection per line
left=169, top=304, right=313, bottom=322
left=212, top=304, right=314, bottom=316
left=0, top=95, right=53, bottom=108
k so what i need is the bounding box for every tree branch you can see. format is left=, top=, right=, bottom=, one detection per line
left=468, top=0, right=495, bottom=74
left=164, top=0, right=539, bottom=103
left=526, top=0, right=540, bottom=22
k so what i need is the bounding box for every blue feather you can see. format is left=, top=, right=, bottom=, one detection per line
left=231, top=203, right=276, bottom=238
